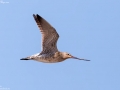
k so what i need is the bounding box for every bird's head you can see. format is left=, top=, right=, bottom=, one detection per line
left=62, top=52, right=72, bottom=59
left=62, top=52, right=90, bottom=61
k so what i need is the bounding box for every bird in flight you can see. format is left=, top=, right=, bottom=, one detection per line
left=20, top=14, right=90, bottom=63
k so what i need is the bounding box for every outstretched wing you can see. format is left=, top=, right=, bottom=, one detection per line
left=33, top=14, right=59, bottom=55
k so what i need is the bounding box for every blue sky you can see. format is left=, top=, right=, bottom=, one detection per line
left=0, top=0, right=120, bottom=90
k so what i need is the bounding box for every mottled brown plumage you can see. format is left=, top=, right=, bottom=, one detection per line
left=20, top=14, right=90, bottom=63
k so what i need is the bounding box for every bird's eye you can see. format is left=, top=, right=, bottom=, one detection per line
left=67, top=54, right=70, bottom=55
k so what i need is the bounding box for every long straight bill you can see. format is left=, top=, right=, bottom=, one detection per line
left=72, top=56, right=90, bottom=61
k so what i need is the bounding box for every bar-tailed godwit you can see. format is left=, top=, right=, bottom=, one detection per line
left=20, top=14, right=90, bottom=63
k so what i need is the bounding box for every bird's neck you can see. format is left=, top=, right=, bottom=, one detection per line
left=54, top=51, right=67, bottom=59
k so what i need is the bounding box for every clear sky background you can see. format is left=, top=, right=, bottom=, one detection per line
left=0, top=0, right=120, bottom=90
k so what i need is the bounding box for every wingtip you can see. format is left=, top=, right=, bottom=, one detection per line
left=36, top=14, right=42, bottom=18
left=33, top=14, right=39, bottom=16
left=33, top=14, right=36, bottom=17
left=36, top=14, right=39, bottom=17
left=33, top=14, right=42, bottom=19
